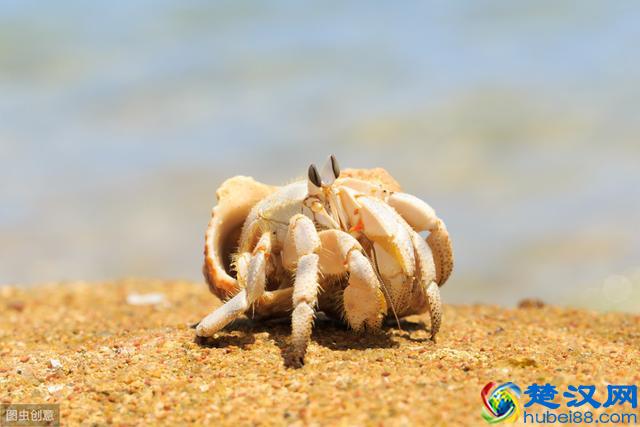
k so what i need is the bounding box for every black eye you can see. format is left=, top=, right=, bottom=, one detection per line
left=308, top=164, right=322, bottom=187
left=330, top=155, right=340, bottom=178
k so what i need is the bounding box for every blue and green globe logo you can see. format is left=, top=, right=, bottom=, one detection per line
left=481, top=382, right=522, bottom=423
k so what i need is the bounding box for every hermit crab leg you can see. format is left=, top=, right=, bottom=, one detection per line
left=282, top=214, right=322, bottom=364
left=252, top=287, right=294, bottom=319
left=409, top=230, right=442, bottom=340
left=196, top=232, right=272, bottom=337
left=318, top=229, right=388, bottom=331
left=387, top=193, right=454, bottom=285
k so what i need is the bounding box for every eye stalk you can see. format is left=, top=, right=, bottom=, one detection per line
left=305, top=156, right=342, bottom=228
left=308, top=155, right=341, bottom=191
left=320, top=154, right=340, bottom=186
left=330, top=154, right=340, bottom=179
left=308, top=164, right=322, bottom=188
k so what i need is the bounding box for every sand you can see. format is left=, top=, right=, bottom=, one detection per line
left=1, top=280, right=639, bottom=426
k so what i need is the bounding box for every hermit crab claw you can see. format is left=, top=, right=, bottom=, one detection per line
left=203, top=176, right=275, bottom=300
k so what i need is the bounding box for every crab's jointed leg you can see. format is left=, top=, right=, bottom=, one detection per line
left=387, top=192, right=453, bottom=285
left=282, top=214, right=322, bottom=364
left=425, top=281, right=441, bottom=340
left=252, top=287, right=294, bottom=319
left=195, top=232, right=271, bottom=337
left=410, top=230, right=442, bottom=340
left=318, top=230, right=388, bottom=331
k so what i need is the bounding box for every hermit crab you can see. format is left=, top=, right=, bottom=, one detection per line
left=196, top=156, right=453, bottom=364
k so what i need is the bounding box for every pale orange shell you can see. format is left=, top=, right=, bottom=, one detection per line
left=340, top=168, right=402, bottom=193
left=203, top=176, right=275, bottom=299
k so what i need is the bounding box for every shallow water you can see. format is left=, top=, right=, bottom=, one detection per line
left=1, top=2, right=639, bottom=311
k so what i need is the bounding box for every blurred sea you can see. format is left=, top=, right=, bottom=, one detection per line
left=1, top=1, right=639, bottom=311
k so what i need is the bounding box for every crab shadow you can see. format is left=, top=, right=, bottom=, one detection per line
left=386, top=318, right=436, bottom=344
left=194, top=313, right=413, bottom=368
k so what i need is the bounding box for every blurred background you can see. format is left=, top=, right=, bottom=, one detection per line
left=1, top=1, right=638, bottom=311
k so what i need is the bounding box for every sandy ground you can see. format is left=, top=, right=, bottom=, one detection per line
left=1, top=280, right=639, bottom=426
